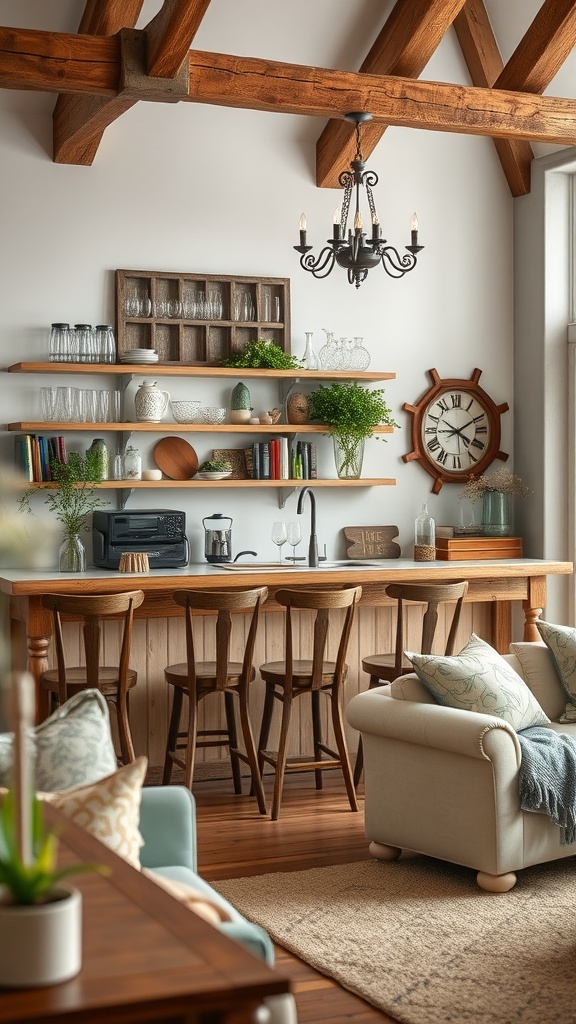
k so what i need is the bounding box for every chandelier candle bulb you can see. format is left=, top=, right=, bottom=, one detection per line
left=299, top=213, right=307, bottom=246
left=333, top=209, right=342, bottom=240
left=411, top=212, right=419, bottom=247
left=372, top=216, right=381, bottom=241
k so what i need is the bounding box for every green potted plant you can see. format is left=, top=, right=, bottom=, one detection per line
left=19, top=452, right=108, bottom=571
left=308, top=381, right=398, bottom=478
left=0, top=674, right=101, bottom=987
left=221, top=338, right=302, bottom=370
left=460, top=467, right=530, bottom=536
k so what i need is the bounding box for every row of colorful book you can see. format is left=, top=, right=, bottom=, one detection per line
left=14, top=434, right=67, bottom=482
left=248, top=440, right=317, bottom=480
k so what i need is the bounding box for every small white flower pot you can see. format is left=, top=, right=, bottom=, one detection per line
left=0, top=885, right=82, bottom=987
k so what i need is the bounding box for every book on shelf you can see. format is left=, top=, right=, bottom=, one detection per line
left=260, top=442, right=271, bottom=480
left=14, top=434, right=33, bottom=482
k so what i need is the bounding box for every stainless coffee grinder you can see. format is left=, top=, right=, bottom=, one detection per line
left=203, top=513, right=233, bottom=563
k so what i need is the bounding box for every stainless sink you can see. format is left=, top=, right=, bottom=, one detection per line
left=216, top=560, right=384, bottom=572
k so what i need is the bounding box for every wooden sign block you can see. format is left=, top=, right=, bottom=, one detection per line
left=343, top=526, right=401, bottom=559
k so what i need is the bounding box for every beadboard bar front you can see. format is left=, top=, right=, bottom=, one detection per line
left=1, top=560, right=571, bottom=753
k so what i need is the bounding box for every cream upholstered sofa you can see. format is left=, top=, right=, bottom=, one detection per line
left=346, top=641, right=576, bottom=892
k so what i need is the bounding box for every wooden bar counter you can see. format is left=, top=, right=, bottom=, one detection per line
left=0, top=558, right=572, bottom=699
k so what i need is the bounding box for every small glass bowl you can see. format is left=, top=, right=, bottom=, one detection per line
left=170, top=400, right=201, bottom=423
left=198, top=406, right=227, bottom=424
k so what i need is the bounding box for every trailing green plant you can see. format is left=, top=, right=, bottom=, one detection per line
left=308, top=381, right=398, bottom=477
left=221, top=339, right=302, bottom=370
left=198, top=459, right=232, bottom=473
left=0, top=789, right=102, bottom=906
left=18, top=452, right=108, bottom=537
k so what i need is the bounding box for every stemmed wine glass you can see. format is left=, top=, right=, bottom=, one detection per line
left=271, top=521, right=288, bottom=563
left=286, top=521, right=302, bottom=561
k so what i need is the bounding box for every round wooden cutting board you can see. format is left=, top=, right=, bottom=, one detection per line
left=153, top=437, right=199, bottom=480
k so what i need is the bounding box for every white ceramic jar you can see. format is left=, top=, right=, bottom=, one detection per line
left=134, top=381, right=170, bottom=422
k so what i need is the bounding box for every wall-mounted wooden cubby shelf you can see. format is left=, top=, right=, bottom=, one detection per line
left=115, top=269, right=291, bottom=366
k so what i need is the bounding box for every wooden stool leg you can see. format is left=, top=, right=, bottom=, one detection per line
left=311, top=690, right=323, bottom=790
left=163, top=686, right=183, bottom=785
left=255, top=682, right=275, bottom=781
left=116, top=693, right=135, bottom=765
left=224, top=691, right=242, bottom=795
left=183, top=690, right=198, bottom=791
left=237, top=687, right=268, bottom=816
left=271, top=693, right=292, bottom=822
left=330, top=687, right=358, bottom=813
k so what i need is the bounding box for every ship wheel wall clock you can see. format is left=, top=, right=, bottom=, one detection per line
left=403, top=368, right=509, bottom=494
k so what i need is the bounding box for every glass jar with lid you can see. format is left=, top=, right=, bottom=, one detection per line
left=123, top=445, right=142, bottom=481
left=414, top=503, right=436, bottom=561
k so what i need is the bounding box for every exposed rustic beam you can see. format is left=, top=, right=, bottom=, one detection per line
left=317, top=0, right=470, bottom=188
left=53, top=1, right=144, bottom=165
left=454, top=0, right=534, bottom=197
left=185, top=50, right=576, bottom=147
left=145, top=0, right=212, bottom=78
left=496, top=0, right=576, bottom=93
left=2, top=29, right=576, bottom=153
left=78, top=0, right=144, bottom=35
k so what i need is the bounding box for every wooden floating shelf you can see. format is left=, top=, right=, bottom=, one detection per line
left=26, top=478, right=396, bottom=490
left=7, top=421, right=394, bottom=435
left=6, top=363, right=395, bottom=382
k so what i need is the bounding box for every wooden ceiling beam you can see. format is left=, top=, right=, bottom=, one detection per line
left=78, top=0, right=144, bottom=36
left=317, top=0, right=470, bottom=188
left=145, top=0, right=212, bottom=79
left=495, top=0, right=576, bottom=94
left=454, top=0, right=534, bottom=197
left=185, top=50, right=576, bottom=147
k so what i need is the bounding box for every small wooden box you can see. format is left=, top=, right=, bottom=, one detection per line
left=435, top=536, right=523, bottom=561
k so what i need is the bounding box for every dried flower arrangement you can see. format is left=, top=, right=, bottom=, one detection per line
left=460, top=467, right=531, bottom=501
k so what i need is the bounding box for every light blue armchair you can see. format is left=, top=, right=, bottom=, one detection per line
left=139, top=786, right=297, bottom=1024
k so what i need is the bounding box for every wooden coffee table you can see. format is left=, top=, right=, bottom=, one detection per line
left=0, top=804, right=289, bottom=1023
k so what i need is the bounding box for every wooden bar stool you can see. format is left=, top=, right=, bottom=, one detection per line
left=354, top=580, right=469, bottom=785
left=41, top=590, right=145, bottom=764
left=163, top=587, right=268, bottom=815
left=256, top=585, right=362, bottom=821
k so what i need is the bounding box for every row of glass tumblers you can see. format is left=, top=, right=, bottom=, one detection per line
left=49, top=323, right=116, bottom=363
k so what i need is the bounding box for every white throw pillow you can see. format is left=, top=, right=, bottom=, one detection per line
left=0, top=689, right=118, bottom=792
left=406, top=633, right=550, bottom=731
left=535, top=620, right=576, bottom=722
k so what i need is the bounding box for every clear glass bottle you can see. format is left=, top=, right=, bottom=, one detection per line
left=123, top=445, right=142, bottom=481
left=112, top=449, right=124, bottom=480
left=95, top=325, right=116, bottom=364
left=302, top=332, right=319, bottom=370
left=319, top=329, right=336, bottom=369
left=59, top=533, right=86, bottom=572
left=414, top=503, right=436, bottom=561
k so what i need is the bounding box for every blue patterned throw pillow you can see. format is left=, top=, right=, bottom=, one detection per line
left=406, top=633, right=550, bottom=731
left=535, top=620, right=576, bottom=723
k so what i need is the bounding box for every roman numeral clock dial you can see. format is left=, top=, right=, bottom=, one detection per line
left=402, top=368, right=509, bottom=493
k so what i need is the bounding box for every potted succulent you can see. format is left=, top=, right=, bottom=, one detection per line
left=0, top=675, right=100, bottom=987
left=308, top=381, right=398, bottom=478
left=19, top=451, right=108, bottom=571
left=460, top=467, right=531, bottom=536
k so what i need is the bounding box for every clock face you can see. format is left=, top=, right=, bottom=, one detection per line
left=422, top=389, right=491, bottom=475
left=402, top=369, right=509, bottom=493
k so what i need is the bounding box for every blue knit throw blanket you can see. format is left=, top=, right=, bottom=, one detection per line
left=517, top=727, right=576, bottom=845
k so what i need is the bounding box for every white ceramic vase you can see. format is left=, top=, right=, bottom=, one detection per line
left=0, top=885, right=82, bottom=987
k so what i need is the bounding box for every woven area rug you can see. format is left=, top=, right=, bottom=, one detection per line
left=215, top=854, right=576, bottom=1024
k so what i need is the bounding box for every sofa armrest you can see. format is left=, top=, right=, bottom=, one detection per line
left=346, top=690, right=522, bottom=766
left=139, top=786, right=197, bottom=872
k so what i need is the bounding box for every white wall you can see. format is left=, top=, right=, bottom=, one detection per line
left=0, top=15, right=515, bottom=573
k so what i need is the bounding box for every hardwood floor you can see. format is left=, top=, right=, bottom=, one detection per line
left=194, top=770, right=396, bottom=1024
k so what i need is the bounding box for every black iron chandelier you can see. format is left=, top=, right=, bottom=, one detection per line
left=294, top=112, right=424, bottom=289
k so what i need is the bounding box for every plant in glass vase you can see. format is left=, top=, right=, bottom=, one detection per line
left=460, top=467, right=530, bottom=537
left=19, top=452, right=108, bottom=571
left=308, top=381, right=398, bottom=478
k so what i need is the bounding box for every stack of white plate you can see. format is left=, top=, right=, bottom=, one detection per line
left=120, top=349, right=159, bottom=364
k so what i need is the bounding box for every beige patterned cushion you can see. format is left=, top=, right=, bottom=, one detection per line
left=535, top=620, right=576, bottom=722
left=44, top=757, right=147, bottom=868
left=142, top=870, right=230, bottom=926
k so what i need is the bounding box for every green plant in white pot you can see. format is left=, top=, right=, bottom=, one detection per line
left=308, top=381, right=398, bottom=478
left=0, top=675, right=101, bottom=987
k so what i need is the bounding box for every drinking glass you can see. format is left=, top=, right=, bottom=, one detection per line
left=286, top=521, right=302, bottom=561
left=271, top=521, right=288, bottom=563
left=54, top=386, right=74, bottom=422
left=41, top=387, right=57, bottom=421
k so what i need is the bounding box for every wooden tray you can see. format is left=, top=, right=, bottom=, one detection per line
left=153, top=437, right=198, bottom=480
left=435, top=536, right=523, bottom=561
